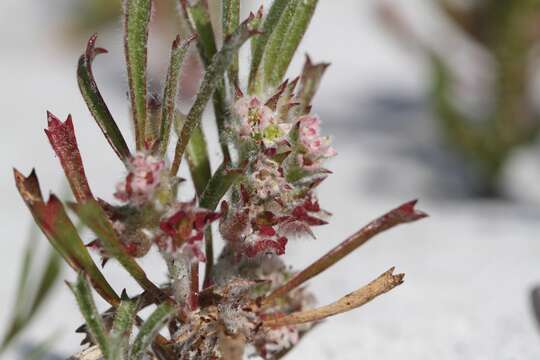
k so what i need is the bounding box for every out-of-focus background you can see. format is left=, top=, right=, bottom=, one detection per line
left=2, top=0, right=540, bottom=359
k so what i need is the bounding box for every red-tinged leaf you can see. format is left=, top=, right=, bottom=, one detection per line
left=264, top=200, right=427, bottom=304
left=45, top=112, right=93, bottom=203
left=296, top=55, right=330, bottom=115
left=265, top=79, right=289, bottom=111
left=13, top=168, right=42, bottom=205
left=77, top=34, right=131, bottom=161
left=13, top=169, right=119, bottom=306
left=69, top=200, right=168, bottom=304
left=243, top=236, right=287, bottom=257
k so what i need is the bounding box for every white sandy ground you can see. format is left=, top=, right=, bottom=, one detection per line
left=2, top=0, right=540, bottom=359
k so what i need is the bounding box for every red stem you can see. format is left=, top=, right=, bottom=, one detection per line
left=264, top=200, right=427, bottom=305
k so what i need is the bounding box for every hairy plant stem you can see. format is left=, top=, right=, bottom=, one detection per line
left=263, top=268, right=404, bottom=327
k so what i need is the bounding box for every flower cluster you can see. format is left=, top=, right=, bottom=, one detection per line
left=13, top=3, right=428, bottom=359
left=88, top=153, right=219, bottom=270
left=220, top=92, right=336, bottom=258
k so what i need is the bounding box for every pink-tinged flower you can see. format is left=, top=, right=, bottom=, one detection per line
left=233, top=96, right=291, bottom=147
left=114, top=152, right=165, bottom=205
left=234, top=96, right=274, bottom=135
left=158, top=200, right=221, bottom=261
left=297, top=115, right=336, bottom=169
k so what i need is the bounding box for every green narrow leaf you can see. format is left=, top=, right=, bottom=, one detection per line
left=222, top=0, right=240, bottom=85
left=69, top=200, right=165, bottom=303
left=271, top=0, right=319, bottom=87
left=68, top=274, right=111, bottom=358
left=199, top=161, right=245, bottom=210
left=179, top=0, right=232, bottom=161
left=129, top=303, right=175, bottom=360
left=14, top=169, right=120, bottom=306
left=77, top=34, right=131, bottom=161
left=124, top=0, right=152, bottom=150
left=159, top=34, right=196, bottom=156
left=170, top=12, right=262, bottom=175
left=109, top=299, right=137, bottom=360
left=180, top=0, right=218, bottom=66
left=175, top=112, right=212, bottom=196
left=261, top=0, right=299, bottom=89
left=249, top=0, right=291, bottom=93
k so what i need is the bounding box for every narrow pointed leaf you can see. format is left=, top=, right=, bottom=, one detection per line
left=69, top=200, right=165, bottom=303
left=124, top=0, right=152, bottom=150
left=296, top=55, right=329, bottom=115
left=179, top=0, right=231, bottom=159
left=262, top=0, right=299, bottom=88
left=68, top=274, right=110, bottom=358
left=270, top=0, right=319, bottom=87
left=180, top=0, right=217, bottom=66
left=175, top=112, right=212, bottom=196
left=222, top=0, right=240, bottom=85
left=14, top=169, right=119, bottom=306
left=77, top=34, right=131, bottom=161
left=170, top=12, right=262, bottom=175
left=45, top=112, right=94, bottom=203
left=249, top=0, right=291, bottom=93
left=199, top=161, right=245, bottom=211
left=264, top=200, right=427, bottom=304
left=159, top=34, right=196, bottom=156
left=129, top=303, right=175, bottom=360
left=109, top=300, right=137, bottom=360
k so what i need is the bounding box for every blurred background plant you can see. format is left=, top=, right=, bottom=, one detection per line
left=0, top=223, right=63, bottom=358
left=380, top=0, right=540, bottom=196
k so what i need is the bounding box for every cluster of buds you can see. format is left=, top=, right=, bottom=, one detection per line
left=220, top=89, right=336, bottom=259
left=87, top=152, right=220, bottom=278
left=113, top=153, right=165, bottom=206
